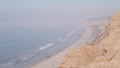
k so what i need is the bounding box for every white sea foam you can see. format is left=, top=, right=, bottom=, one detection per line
left=39, top=43, right=54, bottom=51
left=67, top=31, right=74, bottom=36
left=22, top=57, right=29, bottom=61
left=58, top=36, right=62, bottom=40
left=67, top=28, right=77, bottom=36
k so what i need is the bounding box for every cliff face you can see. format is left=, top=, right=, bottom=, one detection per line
left=59, top=12, right=120, bottom=68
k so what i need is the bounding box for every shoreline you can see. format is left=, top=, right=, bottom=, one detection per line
left=31, top=19, right=109, bottom=68
left=59, top=12, right=120, bottom=68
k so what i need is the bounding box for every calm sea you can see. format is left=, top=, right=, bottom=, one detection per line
left=0, top=21, right=84, bottom=68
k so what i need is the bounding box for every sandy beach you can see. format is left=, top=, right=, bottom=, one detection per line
left=31, top=19, right=108, bottom=68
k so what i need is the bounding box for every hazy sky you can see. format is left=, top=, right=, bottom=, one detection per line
left=0, top=0, right=120, bottom=29
left=0, top=0, right=120, bottom=11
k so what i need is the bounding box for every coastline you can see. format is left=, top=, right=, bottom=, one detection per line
left=31, top=18, right=109, bottom=68
left=59, top=13, right=120, bottom=68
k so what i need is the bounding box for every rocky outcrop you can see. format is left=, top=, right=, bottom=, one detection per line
left=59, top=12, right=120, bottom=68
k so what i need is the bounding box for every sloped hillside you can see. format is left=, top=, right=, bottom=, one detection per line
left=59, top=12, right=120, bottom=68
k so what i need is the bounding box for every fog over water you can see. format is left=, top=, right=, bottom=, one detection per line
left=0, top=0, right=120, bottom=67
left=0, top=12, right=85, bottom=67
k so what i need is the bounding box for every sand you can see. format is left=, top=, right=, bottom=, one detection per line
left=59, top=13, right=120, bottom=68
left=31, top=19, right=108, bottom=68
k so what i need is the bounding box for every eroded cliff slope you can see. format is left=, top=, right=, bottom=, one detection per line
left=59, top=12, right=120, bottom=68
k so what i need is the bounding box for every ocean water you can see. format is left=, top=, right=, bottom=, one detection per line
left=0, top=22, right=84, bottom=68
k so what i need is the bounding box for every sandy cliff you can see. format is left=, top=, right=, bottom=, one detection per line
left=59, top=12, right=120, bottom=68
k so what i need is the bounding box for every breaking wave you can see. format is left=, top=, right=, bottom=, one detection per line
left=0, top=24, right=83, bottom=68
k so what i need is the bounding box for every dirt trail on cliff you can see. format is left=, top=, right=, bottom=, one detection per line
left=59, top=13, right=120, bottom=68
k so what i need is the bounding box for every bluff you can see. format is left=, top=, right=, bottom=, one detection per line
left=59, top=12, right=120, bottom=68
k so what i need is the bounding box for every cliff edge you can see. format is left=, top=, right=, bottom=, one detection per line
left=59, top=12, right=120, bottom=68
